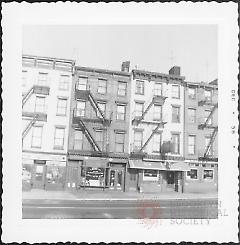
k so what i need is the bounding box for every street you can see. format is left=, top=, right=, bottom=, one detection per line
left=22, top=198, right=218, bottom=219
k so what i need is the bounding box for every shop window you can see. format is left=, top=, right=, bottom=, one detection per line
left=31, top=125, right=43, bottom=148
left=188, top=87, right=196, bottom=99
left=172, top=84, right=180, bottom=99
left=56, top=97, right=68, bottom=116
left=203, top=169, right=214, bottom=180
left=75, top=100, right=86, bottom=117
left=135, top=80, right=144, bottom=95
left=186, top=169, right=198, bottom=180
left=77, top=76, right=88, bottom=90
left=118, top=81, right=127, bottom=96
left=172, top=106, right=180, bottom=123
left=153, top=104, right=162, bottom=121
left=22, top=164, right=32, bottom=183
left=115, top=132, right=125, bottom=153
left=73, top=130, right=83, bottom=150
left=34, top=96, right=46, bottom=113
left=116, top=104, right=126, bottom=121
left=188, top=135, right=196, bottom=155
left=54, top=127, right=65, bottom=149
left=171, top=133, right=180, bottom=154
left=46, top=165, right=65, bottom=185
left=154, top=82, right=162, bottom=96
left=211, top=164, right=215, bottom=168
left=81, top=167, right=105, bottom=187
left=59, top=74, right=70, bottom=90
left=143, top=170, right=158, bottom=181
left=97, top=78, right=107, bottom=94
left=134, top=102, right=144, bottom=117
left=188, top=108, right=196, bottom=123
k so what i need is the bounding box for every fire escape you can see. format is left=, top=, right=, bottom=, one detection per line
left=72, top=84, right=112, bottom=156
left=198, top=94, right=218, bottom=161
left=22, top=85, right=50, bottom=141
left=131, top=92, right=167, bottom=158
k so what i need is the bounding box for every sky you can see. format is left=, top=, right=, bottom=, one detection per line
left=22, top=25, right=217, bottom=83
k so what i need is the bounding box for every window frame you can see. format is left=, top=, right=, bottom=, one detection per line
left=34, top=96, right=46, bottom=113
left=186, top=168, right=198, bottom=180
left=171, top=133, right=180, bottom=154
left=188, top=87, right=196, bottom=99
left=115, top=131, right=125, bottom=153
left=152, top=132, right=162, bottom=153
left=188, top=135, right=196, bottom=155
left=76, top=76, right=88, bottom=91
left=56, top=97, right=68, bottom=116
left=75, top=100, right=86, bottom=117
left=143, top=169, right=159, bottom=181
left=172, top=105, right=181, bottom=123
left=117, top=81, right=127, bottom=96
left=31, top=125, right=43, bottom=148
left=73, top=130, right=84, bottom=150
left=116, top=104, right=126, bottom=121
left=38, top=72, right=48, bottom=86
left=134, top=102, right=144, bottom=117
left=53, top=127, right=65, bottom=150
left=135, top=80, right=145, bottom=95
left=172, top=84, right=180, bottom=99
left=203, top=169, right=214, bottom=181
left=59, top=74, right=70, bottom=91
left=97, top=78, right=107, bottom=94
left=154, top=82, right=163, bottom=96
left=205, top=136, right=214, bottom=155
left=95, top=129, right=104, bottom=151
left=153, top=104, right=162, bottom=121
left=187, top=108, right=196, bottom=124
left=133, top=131, right=143, bottom=151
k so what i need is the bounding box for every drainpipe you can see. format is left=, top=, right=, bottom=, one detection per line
left=182, top=83, right=186, bottom=193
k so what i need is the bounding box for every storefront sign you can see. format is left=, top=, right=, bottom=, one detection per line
left=83, top=167, right=105, bottom=187
left=22, top=152, right=66, bottom=162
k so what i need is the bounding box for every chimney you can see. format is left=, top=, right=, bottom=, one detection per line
left=169, top=66, right=181, bottom=76
left=121, top=61, right=130, bottom=72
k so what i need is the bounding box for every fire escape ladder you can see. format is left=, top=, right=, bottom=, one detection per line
left=87, top=92, right=107, bottom=123
left=137, top=100, right=154, bottom=124
left=203, top=103, right=218, bottom=128
left=139, top=123, right=162, bottom=152
left=77, top=118, right=101, bottom=152
left=22, top=114, right=39, bottom=139
left=204, top=126, right=218, bottom=157
left=22, top=86, right=34, bottom=107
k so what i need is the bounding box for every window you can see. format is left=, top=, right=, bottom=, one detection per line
left=22, top=70, right=27, bottom=87
left=59, top=75, right=70, bottom=90
left=54, top=127, right=65, bottom=149
left=115, top=132, right=125, bottom=153
left=135, top=80, right=144, bottom=95
left=153, top=104, right=162, bottom=121
left=56, top=98, right=67, bottom=116
left=154, top=83, right=163, bottom=96
left=38, top=72, right=48, bottom=86
left=116, top=104, right=126, bottom=120
left=95, top=130, right=104, bottom=151
left=73, top=130, right=83, bottom=150
left=97, top=102, right=106, bottom=116
left=205, top=136, right=213, bottom=155
left=134, top=131, right=143, bottom=150
left=204, top=110, right=212, bottom=125
left=188, top=135, right=196, bottom=155
left=204, top=89, right=212, bottom=101
left=135, top=102, right=144, bottom=117
left=34, top=96, right=46, bottom=113
left=203, top=169, right=214, bottom=180
left=171, top=133, right=180, bottom=154
left=172, top=106, right=180, bottom=123
left=152, top=133, right=161, bottom=152
left=75, top=100, right=86, bottom=117
left=97, top=79, right=107, bottom=94
left=143, top=170, right=158, bottom=181
left=118, top=82, right=127, bottom=96
left=172, top=84, right=180, bottom=99
left=188, top=87, right=196, bottom=99
left=77, top=77, right=88, bottom=90
left=186, top=169, right=198, bottom=180
left=188, top=108, right=196, bottom=123
left=31, top=126, right=43, bottom=148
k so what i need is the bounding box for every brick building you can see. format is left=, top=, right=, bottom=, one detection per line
left=127, top=66, right=191, bottom=193
left=183, top=80, right=218, bottom=193
left=22, top=55, right=75, bottom=190
left=66, top=65, right=131, bottom=191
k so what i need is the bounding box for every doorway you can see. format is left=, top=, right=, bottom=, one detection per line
left=109, top=168, right=124, bottom=191
left=166, top=171, right=175, bottom=192
left=32, top=163, right=46, bottom=189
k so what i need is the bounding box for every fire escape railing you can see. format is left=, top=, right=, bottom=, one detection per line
left=198, top=103, right=218, bottom=129
left=22, top=114, right=39, bottom=139
left=204, top=126, right=218, bottom=158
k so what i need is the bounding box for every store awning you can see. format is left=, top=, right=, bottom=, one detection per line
left=129, top=159, right=190, bottom=171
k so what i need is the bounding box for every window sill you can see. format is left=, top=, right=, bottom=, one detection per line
left=56, top=114, right=67, bottom=117
left=53, top=146, right=64, bottom=150
left=172, top=97, right=180, bottom=99
left=135, top=92, right=144, bottom=95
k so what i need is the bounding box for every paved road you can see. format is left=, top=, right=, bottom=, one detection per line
left=22, top=198, right=218, bottom=219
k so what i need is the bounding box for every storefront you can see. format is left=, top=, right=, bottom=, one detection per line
left=66, top=155, right=127, bottom=191
left=184, top=160, right=218, bottom=193
left=22, top=152, right=67, bottom=190
left=128, top=159, right=190, bottom=193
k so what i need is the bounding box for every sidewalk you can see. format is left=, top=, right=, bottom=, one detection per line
left=22, top=189, right=218, bottom=201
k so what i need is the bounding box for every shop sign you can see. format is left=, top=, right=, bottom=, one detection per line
left=46, top=161, right=66, bottom=167
left=22, top=152, right=66, bottom=162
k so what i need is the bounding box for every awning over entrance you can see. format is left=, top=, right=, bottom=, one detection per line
left=129, top=159, right=190, bottom=171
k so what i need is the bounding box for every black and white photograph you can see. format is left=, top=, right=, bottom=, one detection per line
left=2, top=2, right=239, bottom=243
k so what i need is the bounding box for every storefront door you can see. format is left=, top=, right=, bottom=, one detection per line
left=32, top=163, right=46, bottom=189
left=166, top=171, right=175, bottom=192
left=109, top=168, right=124, bottom=191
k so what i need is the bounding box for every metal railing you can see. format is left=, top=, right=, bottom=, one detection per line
left=132, top=111, right=168, bottom=123
left=73, top=108, right=113, bottom=120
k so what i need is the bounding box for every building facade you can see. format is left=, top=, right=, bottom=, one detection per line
left=127, top=67, right=190, bottom=193
left=67, top=66, right=131, bottom=191
left=183, top=80, right=218, bottom=193
left=22, top=55, right=75, bottom=190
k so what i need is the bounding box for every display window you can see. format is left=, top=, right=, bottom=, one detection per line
left=46, top=165, right=65, bottom=185
left=143, top=169, right=158, bottom=181
left=81, top=167, right=105, bottom=187
left=186, top=169, right=198, bottom=180
left=203, top=169, right=214, bottom=181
